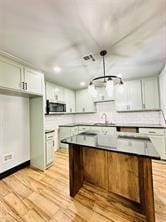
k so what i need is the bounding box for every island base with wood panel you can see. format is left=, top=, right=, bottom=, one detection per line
left=69, top=145, right=155, bottom=222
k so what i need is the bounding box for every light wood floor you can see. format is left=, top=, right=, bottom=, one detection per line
left=0, top=151, right=166, bottom=222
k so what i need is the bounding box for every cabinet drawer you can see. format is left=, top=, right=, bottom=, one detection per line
left=139, top=128, right=165, bottom=136
left=100, top=127, right=116, bottom=134
left=71, top=127, right=79, bottom=135
left=45, top=132, right=55, bottom=140
left=78, top=126, right=90, bottom=133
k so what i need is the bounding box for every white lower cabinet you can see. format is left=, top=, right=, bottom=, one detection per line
left=139, top=128, right=166, bottom=160
left=59, top=126, right=79, bottom=149
left=78, top=126, right=90, bottom=133
left=45, top=132, right=55, bottom=168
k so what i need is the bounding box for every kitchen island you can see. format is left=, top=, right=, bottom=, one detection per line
left=61, top=131, right=160, bottom=222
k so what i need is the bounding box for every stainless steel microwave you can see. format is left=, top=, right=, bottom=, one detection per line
left=46, top=100, right=66, bottom=114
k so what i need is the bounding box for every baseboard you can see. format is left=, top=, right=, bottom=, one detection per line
left=0, top=160, right=30, bottom=179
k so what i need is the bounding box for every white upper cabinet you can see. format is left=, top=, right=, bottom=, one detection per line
left=76, top=88, right=96, bottom=112
left=115, top=77, right=160, bottom=111
left=93, top=86, right=114, bottom=102
left=54, top=84, right=64, bottom=102
left=141, top=77, right=159, bottom=110
left=24, top=67, right=44, bottom=95
left=64, top=88, right=75, bottom=113
left=115, top=80, right=142, bottom=111
left=127, top=80, right=142, bottom=110
left=45, top=82, right=55, bottom=100
left=0, top=55, right=44, bottom=96
left=45, top=81, right=64, bottom=102
left=115, top=83, right=128, bottom=111
left=0, top=56, right=23, bottom=90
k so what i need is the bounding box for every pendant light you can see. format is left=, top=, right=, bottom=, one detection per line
left=88, top=50, right=123, bottom=97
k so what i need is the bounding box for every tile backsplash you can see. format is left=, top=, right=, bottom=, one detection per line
left=45, top=101, right=165, bottom=131
left=74, top=102, right=164, bottom=125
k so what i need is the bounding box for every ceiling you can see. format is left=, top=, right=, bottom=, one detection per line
left=0, top=0, right=166, bottom=89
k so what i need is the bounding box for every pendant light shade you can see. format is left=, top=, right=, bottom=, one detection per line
left=88, top=82, right=97, bottom=98
left=106, top=78, right=114, bottom=97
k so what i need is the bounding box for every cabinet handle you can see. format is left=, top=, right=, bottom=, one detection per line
left=148, top=131, right=156, bottom=134
left=55, top=95, right=58, bottom=100
left=83, top=108, right=85, bottom=112
left=20, top=82, right=24, bottom=90
left=25, top=82, right=28, bottom=90
left=23, top=82, right=27, bottom=90
left=143, top=104, right=146, bottom=109
left=70, top=108, right=72, bottom=112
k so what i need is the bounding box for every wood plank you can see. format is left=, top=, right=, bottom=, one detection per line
left=138, top=158, right=155, bottom=222
left=108, top=152, right=140, bottom=203
left=69, top=145, right=84, bottom=197
left=83, top=148, right=107, bottom=189
left=4, top=192, right=29, bottom=217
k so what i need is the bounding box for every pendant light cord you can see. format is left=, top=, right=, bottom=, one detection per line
left=103, top=55, right=106, bottom=82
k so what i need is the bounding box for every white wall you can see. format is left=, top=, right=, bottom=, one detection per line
left=0, top=94, right=30, bottom=173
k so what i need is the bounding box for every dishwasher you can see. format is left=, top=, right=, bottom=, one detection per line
left=45, top=130, right=55, bottom=168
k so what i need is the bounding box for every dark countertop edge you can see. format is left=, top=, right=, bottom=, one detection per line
left=59, top=123, right=166, bottom=129
left=61, top=140, right=160, bottom=160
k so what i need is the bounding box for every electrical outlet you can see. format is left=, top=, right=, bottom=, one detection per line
left=3, top=153, right=13, bottom=162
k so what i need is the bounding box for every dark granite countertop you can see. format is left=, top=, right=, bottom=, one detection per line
left=61, top=131, right=160, bottom=159
left=59, top=122, right=165, bottom=128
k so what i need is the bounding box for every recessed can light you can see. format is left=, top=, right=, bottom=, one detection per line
left=80, top=82, right=86, bottom=86
left=53, top=66, right=61, bottom=73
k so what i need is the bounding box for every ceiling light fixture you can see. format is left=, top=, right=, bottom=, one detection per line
left=88, top=50, right=124, bottom=98
left=53, top=66, right=61, bottom=73
left=80, top=81, right=86, bottom=86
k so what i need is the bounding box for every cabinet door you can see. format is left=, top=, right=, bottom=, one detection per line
left=54, top=84, right=64, bottom=102
left=93, top=86, right=114, bottom=102
left=115, top=83, right=128, bottom=111
left=76, top=88, right=96, bottom=112
left=46, top=140, right=54, bottom=165
left=127, top=80, right=142, bottom=110
left=59, top=127, right=71, bottom=149
left=0, top=56, right=22, bottom=90
left=142, top=77, right=159, bottom=110
left=46, top=82, right=55, bottom=101
left=115, top=80, right=142, bottom=111
left=75, top=90, right=84, bottom=112
left=24, top=68, right=44, bottom=95
left=64, top=88, right=75, bottom=113
left=78, top=126, right=90, bottom=133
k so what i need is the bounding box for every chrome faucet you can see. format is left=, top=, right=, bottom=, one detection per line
left=101, top=113, right=108, bottom=124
